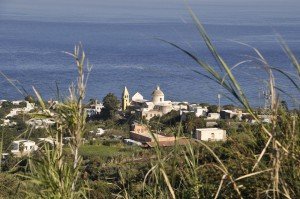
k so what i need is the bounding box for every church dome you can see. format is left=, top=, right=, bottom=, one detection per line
left=152, top=85, right=164, bottom=96
left=152, top=85, right=165, bottom=105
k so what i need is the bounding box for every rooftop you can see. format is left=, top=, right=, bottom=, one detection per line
left=152, top=85, right=164, bottom=96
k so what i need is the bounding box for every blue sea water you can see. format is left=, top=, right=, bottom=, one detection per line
left=0, top=0, right=299, bottom=108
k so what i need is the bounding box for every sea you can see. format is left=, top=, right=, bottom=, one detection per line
left=0, top=0, right=299, bottom=108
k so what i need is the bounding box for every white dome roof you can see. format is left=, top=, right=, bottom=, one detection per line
left=152, top=85, right=164, bottom=96
left=132, top=92, right=144, bottom=101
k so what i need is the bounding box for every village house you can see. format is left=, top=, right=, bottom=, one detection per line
left=26, top=118, right=55, bottom=129
left=254, top=115, right=271, bottom=124
left=12, top=100, right=23, bottom=105
left=195, top=128, right=227, bottom=141
left=220, top=109, right=242, bottom=120
left=38, top=137, right=60, bottom=146
left=180, top=104, right=209, bottom=121
left=96, top=128, right=105, bottom=136
left=206, top=113, right=220, bottom=120
left=0, top=119, right=17, bottom=127
left=129, top=123, right=189, bottom=147
left=172, top=101, right=188, bottom=111
left=5, top=101, right=35, bottom=118
left=85, top=100, right=104, bottom=117
left=0, top=100, right=7, bottom=106
left=188, top=104, right=208, bottom=117
left=11, top=140, right=38, bottom=156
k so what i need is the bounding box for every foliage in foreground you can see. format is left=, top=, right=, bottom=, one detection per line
left=0, top=10, right=299, bottom=199
left=142, top=8, right=300, bottom=199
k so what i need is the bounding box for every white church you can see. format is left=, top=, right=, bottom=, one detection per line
left=122, top=85, right=173, bottom=120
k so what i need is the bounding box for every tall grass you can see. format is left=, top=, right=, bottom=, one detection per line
left=0, top=8, right=298, bottom=199
left=21, top=44, right=91, bottom=198
left=136, top=8, right=300, bottom=199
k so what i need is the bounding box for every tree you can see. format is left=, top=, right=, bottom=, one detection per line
left=100, top=93, right=120, bottom=120
left=1, top=101, right=13, bottom=109
left=217, top=120, right=228, bottom=129
left=280, top=100, right=288, bottom=111
left=25, top=95, right=35, bottom=103
left=0, top=101, right=13, bottom=118
left=158, top=110, right=180, bottom=126
left=208, top=105, right=218, bottom=113
left=184, top=113, right=206, bottom=134
left=11, top=115, right=27, bottom=131
left=199, top=103, right=210, bottom=107
left=223, top=104, right=236, bottom=110
left=18, top=101, right=27, bottom=108
left=242, top=114, right=254, bottom=121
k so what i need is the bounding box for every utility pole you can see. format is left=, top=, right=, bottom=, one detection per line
left=217, top=94, right=221, bottom=112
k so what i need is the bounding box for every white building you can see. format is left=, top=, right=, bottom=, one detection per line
left=139, top=86, right=172, bottom=120
left=141, top=109, right=164, bottom=120
left=0, top=100, right=7, bottom=106
left=188, top=104, right=208, bottom=117
left=12, top=100, right=23, bottom=105
left=38, top=137, right=62, bottom=146
left=125, top=85, right=173, bottom=120
left=85, top=100, right=104, bottom=117
left=172, top=102, right=188, bottom=111
left=6, top=101, right=34, bottom=118
left=180, top=104, right=208, bottom=120
left=26, top=118, right=55, bottom=129
left=258, top=115, right=271, bottom=124
left=6, top=108, right=23, bottom=118
left=206, top=113, right=220, bottom=120
left=195, top=128, right=226, bottom=141
left=152, top=85, right=165, bottom=105
left=96, top=128, right=105, bottom=136
left=132, top=92, right=144, bottom=102
left=91, top=101, right=103, bottom=113
left=0, top=119, right=17, bottom=127
left=220, top=110, right=242, bottom=120
left=11, top=140, right=38, bottom=156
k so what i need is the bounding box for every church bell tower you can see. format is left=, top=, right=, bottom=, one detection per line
left=122, top=86, right=130, bottom=111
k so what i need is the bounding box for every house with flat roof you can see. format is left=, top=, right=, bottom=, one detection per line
left=11, top=140, right=38, bottom=156
left=195, top=128, right=226, bottom=141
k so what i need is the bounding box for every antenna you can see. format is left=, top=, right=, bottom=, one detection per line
left=262, top=85, right=271, bottom=115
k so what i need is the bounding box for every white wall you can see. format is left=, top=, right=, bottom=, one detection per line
left=195, top=128, right=226, bottom=141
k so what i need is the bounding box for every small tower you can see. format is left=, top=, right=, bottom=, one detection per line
left=122, top=86, right=130, bottom=111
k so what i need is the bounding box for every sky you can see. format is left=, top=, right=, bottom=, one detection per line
left=1, top=0, right=299, bottom=24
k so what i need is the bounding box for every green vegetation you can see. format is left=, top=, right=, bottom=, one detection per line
left=0, top=10, right=299, bottom=199
left=207, top=104, right=218, bottom=113
left=79, top=145, right=122, bottom=158
left=100, top=93, right=120, bottom=120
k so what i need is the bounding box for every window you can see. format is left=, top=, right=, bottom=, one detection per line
left=160, top=98, right=162, bottom=102
left=211, top=133, right=215, bottom=140
left=12, top=144, right=18, bottom=150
